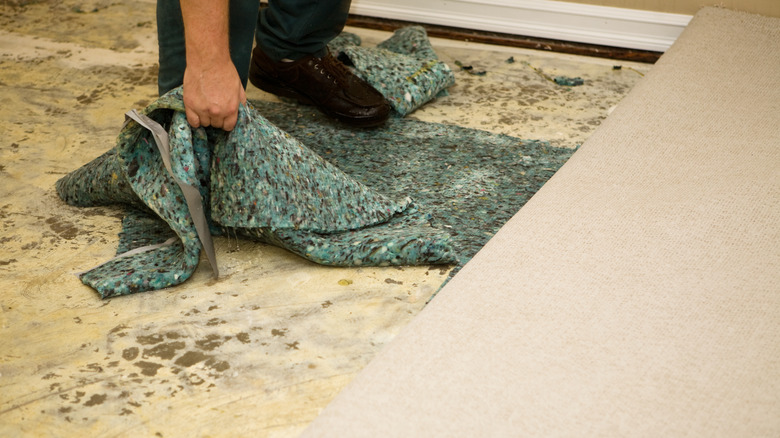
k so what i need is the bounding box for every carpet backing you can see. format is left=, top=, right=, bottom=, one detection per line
left=301, top=7, right=780, bottom=437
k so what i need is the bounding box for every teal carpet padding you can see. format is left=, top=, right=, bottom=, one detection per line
left=56, top=89, right=457, bottom=298
left=252, top=101, right=575, bottom=270
left=56, top=28, right=574, bottom=298
left=329, top=26, right=454, bottom=116
left=56, top=90, right=573, bottom=298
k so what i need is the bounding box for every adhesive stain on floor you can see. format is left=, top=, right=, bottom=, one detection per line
left=0, top=0, right=650, bottom=436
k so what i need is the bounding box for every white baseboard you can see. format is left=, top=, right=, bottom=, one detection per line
left=349, top=0, right=692, bottom=52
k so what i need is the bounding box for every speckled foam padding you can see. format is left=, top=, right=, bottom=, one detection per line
left=328, top=26, right=454, bottom=116
left=56, top=88, right=457, bottom=298
left=56, top=86, right=573, bottom=299
left=251, top=100, right=573, bottom=275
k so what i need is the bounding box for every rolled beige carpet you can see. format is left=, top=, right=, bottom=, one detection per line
left=302, top=7, right=780, bottom=437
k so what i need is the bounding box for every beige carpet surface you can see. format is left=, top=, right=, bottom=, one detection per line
left=301, top=7, right=780, bottom=437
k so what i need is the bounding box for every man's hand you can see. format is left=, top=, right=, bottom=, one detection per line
left=182, top=58, right=245, bottom=131
left=180, top=0, right=245, bottom=132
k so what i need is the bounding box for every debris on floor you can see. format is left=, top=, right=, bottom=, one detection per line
left=521, top=61, right=585, bottom=86
left=553, top=76, right=585, bottom=86
left=613, top=64, right=645, bottom=76
left=521, top=61, right=555, bottom=84
left=454, top=60, right=487, bottom=76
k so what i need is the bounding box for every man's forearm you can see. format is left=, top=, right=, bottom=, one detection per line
left=180, top=0, right=231, bottom=72
left=178, top=0, right=244, bottom=131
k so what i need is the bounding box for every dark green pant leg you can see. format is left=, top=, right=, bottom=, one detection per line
left=156, top=0, right=186, bottom=95
left=257, top=0, right=352, bottom=62
left=229, top=0, right=261, bottom=88
left=156, top=0, right=260, bottom=95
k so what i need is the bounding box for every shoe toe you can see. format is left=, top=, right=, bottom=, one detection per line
left=250, top=48, right=392, bottom=127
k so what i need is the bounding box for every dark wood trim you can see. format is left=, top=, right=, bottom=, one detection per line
left=346, top=14, right=661, bottom=64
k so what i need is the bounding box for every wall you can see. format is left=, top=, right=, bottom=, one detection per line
left=560, top=0, right=780, bottom=17
left=350, top=0, right=693, bottom=52
left=349, top=0, right=778, bottom=51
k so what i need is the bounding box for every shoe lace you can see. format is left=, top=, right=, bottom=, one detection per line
left=314, top=52, right=353, bottom=86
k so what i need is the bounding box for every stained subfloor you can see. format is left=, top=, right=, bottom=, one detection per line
left=0, top=1, right=651, bottom=436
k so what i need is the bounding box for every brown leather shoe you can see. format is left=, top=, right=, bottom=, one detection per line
left=249, top=47, right=391, bottom=127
